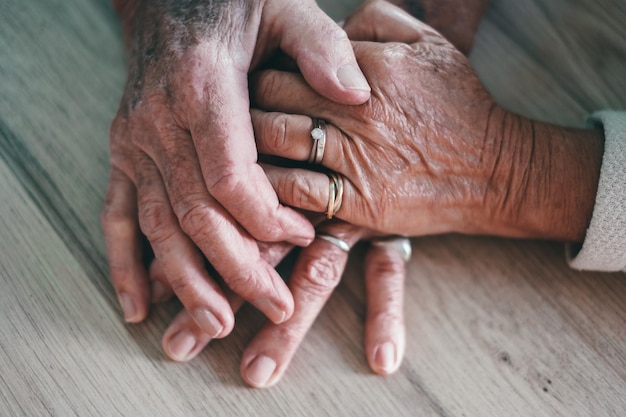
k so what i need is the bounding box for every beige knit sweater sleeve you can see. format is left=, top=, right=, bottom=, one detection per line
left=567, top=110, right=626, bottom=272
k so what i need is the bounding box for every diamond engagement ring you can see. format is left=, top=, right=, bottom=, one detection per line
left=308, top=118, right=327, bottom=164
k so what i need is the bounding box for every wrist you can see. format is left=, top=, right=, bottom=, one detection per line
left=483, top=112, right=604, bottom=242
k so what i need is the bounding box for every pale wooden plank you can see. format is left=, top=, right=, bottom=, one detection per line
left=339, top=236, right=626, bottom=417
left=0, top=156, right=444, bottom=416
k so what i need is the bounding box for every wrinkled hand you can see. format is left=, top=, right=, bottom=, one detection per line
left=252, top=7, right=505, bottom=238
left=151, top=3, right=427, bottom=387
left=253, top=1, right=603, bottom=243
left=158, top=221, right=409, bottom=387
left=102, top=0, right=371, bottom=333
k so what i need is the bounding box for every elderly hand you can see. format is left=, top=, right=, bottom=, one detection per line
left=157, top=221, right=410, bottom=387
left=251, top=6, right=604, bottom=243
left=151, top=3, right=428, bottom=387
left=102, top=0, right=371, bottom=333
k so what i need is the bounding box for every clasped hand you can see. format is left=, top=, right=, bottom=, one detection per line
left=102, top=0, right=491, bottom=388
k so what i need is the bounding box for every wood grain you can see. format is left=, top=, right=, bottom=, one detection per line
left=0, top=0, right=624, bottom=416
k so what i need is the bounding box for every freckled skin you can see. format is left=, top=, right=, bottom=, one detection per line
left=255, top=2, right=603, bottom=243
left=102, top=0, right=602, bottom=386
left=103, top=0, right=379, bottom=345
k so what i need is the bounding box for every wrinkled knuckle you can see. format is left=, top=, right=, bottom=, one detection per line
left=381, top=43, right=414, bottom=65
left=295, top=254, right=342, bottom=297
left=289, top=177, right=308, bottom=208
left=327, top=25, right=350, bottom=45
left=138, top=200, right=175, bottom=244
left=225, top=272, right=256, bottom=295
left=178, top=203, right=221, bottom=239
left=208, top=171, right=246, bottom=200
left=256, top=71, right=280, bottom=101
left=130, top=93, right=171, bottom=130
left=290, top=176, right=323, bottom=211
left=272, top=325, right=305, bottom=349
left=168, top=274, right=192, bottom=298
left=268, top=113, right=289, bottom=151
left=370, top=254, right=405, bottom=277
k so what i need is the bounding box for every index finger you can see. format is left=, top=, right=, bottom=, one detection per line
left=187, top=64, right=315, bottom=248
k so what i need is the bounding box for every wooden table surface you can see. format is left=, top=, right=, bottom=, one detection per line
left=1, top=0, right=625, bottom=416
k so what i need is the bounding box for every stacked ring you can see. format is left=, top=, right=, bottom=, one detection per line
left=326, top=172, right=344, bottom=219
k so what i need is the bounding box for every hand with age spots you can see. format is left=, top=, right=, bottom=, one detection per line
left=102, top=0, right=415, bottom=388
left=102, top=0, right=371, bottom=337
left=253, top=1, right=603, bottom=247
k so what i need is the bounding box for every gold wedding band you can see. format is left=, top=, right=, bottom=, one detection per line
left=326, top=172, right=344, bottom=219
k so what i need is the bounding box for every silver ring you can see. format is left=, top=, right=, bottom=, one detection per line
left=371, top=237, right=412, bottom=262
left=317, top=233, right=351, bottom=252
left=308, top=118, right=327, bottom=164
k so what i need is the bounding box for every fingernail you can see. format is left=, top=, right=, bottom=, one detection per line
left=151, top=280, right=167, bottom=302
left=256, top=299, right=286, bottom=324
left=337, top=64, right=371, bottom=92
left=375, top=342, right=397, bottom=373
left=192, top=309, right=223, bottom=338
left=245, top=355, right=277, bottom=387
left=291, top=235, right=314, bottom=247
left=168, top=330, right=197, bottom=361
left=118, top=292, right=137, bottom=322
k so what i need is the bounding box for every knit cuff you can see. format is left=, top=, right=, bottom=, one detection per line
left=567, top=110, right=626, bottom=272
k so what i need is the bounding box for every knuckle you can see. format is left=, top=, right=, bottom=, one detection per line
left=369, top=254, right=405, bottom=277
left=225, top=272, right=257, bottom=296
left=178, top=203, right=222, bottom=240
left=290, top=178, right=310, bottom=208
left=286, top=176, right=324, bottom=211
left=271, top=325, right=306, bottom=349
left=167, top=273, right=193, bottom=298
left=380, top=43, right=414, bottom=66
left=268, top=113, right=289, bottom=151
left=138, top=199, right=176, bottom=244
left=330, top=26, right=350, bottom=45
left=128, top=93, right=176, bottom=139
left=207, top=171, right=246, bottom=200
left=256, top=71, right=280, bottom=102
left=294, top=253, right=342, bottom=297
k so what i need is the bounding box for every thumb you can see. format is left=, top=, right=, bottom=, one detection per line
left=268, top=0, right=371, bottom=105
left=343, top=0, right=430, bottom=43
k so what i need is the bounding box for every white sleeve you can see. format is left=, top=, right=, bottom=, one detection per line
left=567, top=110, right=626, bottom=272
